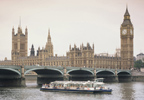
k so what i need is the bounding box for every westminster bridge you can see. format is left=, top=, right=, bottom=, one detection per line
left=0, top=65, right=131, bottom=87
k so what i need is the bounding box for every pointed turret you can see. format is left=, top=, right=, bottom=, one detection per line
left=17, top=26, right=22, bottom=33
left=30, top=44, right=35, bottom=56
left=69, top=44, right=71, bottom=50
left=25, top=27, right=28, bottom=35
left=12, top=27, right=15, bottom=35
left=37, top=47, right=40, bottom=56
left=17, top=17, right=23, bottom=34
left=19, top=16, right=21, bottom=27
left=38, top=47, right=40, bottom=50
left=74, top=44, right=76, bottom=48
left=82, top=43, right=83, bottom=50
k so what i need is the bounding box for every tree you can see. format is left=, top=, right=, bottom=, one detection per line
left=134, top=60, right=144, bottom=71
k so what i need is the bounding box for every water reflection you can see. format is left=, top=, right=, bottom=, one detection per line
left=26, top=80, right=38, bottom=87
left=119, top=83, right=135, bottom=100
left=132, top=82, right=144, bottom=99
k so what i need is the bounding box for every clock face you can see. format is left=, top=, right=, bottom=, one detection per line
left=122, top=29, right=127, bottom=35
left=130, top=29, right=133, bottom=35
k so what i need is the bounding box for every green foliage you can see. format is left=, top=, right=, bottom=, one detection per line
left=134, top=60, right=144, bottom=69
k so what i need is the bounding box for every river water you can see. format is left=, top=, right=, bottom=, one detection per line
left=0, top=80, right=144, bottom=100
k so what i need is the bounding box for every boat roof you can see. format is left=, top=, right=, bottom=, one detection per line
left=51, top=79, right=104, bottom=85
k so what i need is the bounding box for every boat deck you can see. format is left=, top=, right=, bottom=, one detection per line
left=40, top=87, right=112, bottom=94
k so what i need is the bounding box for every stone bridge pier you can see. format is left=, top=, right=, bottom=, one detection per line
left=63, top=67, right=69, bottom=81
left=20, top=65, right=26, bottom=87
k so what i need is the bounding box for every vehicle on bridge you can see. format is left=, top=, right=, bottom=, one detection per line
left=40, top=78, right=112, bottom=94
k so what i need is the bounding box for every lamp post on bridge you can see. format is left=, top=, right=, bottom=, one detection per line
left=20, top=59, right=26, bottom=87
left=63, top=66, right=69, bottom=81
left=21, top=59, right=25, bottom=78
left=115, top=63, right=119, bottom=82
left=115, top=52, right=118, bottom=82
left=93, top=59, right=97, bottom=80
left=21, top=65, right=25, bottom=78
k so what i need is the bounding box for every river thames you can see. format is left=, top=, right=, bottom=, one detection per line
left=0, top=80, right=144, bottom=100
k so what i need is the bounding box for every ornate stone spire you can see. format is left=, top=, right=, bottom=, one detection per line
left=124, top=5, right=130, bottom=16
left=17, top=17, right=23, bottom=34
left=69, top=44, right=71, bottom=50
left=48, top=28, right=51, bottom=42
left=121, top=6, right=132, bottom=27
left=19, top=16, right=21, bottom=27
left=45, top=28, right=53, bottom=56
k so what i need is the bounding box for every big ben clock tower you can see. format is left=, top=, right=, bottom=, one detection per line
left=120, top=7, right=134, bottom=69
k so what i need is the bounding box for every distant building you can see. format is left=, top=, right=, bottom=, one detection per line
left=0, top=7, right=134, bottom=69
left=136, top=53, right=144, bottom=62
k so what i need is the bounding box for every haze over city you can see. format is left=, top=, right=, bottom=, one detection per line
left=0, top=0, right=144, bottom=60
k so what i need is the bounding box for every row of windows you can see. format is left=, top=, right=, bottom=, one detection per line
left=44, top=61, right=69, bottom=66
left=69, top=53, right=93, bottom=57
left=12, top=60, right=120, bottom=66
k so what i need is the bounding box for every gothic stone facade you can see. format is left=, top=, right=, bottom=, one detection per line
left=0, top=8, right=134, bottom=69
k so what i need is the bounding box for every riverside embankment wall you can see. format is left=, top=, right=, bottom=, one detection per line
left=131, top=70, right=144, bottom=82
left=132, top=76, right=144, bottom=82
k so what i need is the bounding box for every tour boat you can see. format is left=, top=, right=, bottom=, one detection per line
left=40, top=78, right=112, bottom=94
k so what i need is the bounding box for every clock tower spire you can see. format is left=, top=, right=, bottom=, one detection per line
left=120, top=6, right=134, bottom=69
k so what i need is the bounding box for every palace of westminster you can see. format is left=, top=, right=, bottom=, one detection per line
left=0, top=8, right=134, bottom=69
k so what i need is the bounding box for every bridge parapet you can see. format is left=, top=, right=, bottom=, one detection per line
left=0, top=65, right=131, bottom=76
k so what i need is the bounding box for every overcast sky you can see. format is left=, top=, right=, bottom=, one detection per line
left=0, top=0, right=144, bottom=60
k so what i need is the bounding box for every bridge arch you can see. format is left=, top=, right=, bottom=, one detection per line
left=0, top=68, right=22, bottom=87
left=117, top=71, right=131, bottom=82
left=67, top=69, right=94, bottom=75
left=96, top=69, right=115, bottom=82
left=24, top=68, right=63, bottom=75
left=117, top=71, right=131, bottom=75
left=0, top=68, right=21, bottom=76
left=25, top=68, right=64, bottom=85
left=67, top=69, right=94, bottom=81
left=96, top=69, right=115, bottom=75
